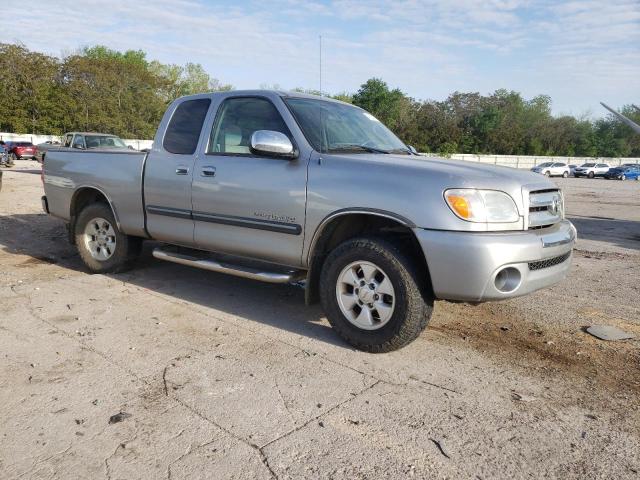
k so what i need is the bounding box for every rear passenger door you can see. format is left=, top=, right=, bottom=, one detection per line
left=191, top=95, right=308, bottom=267
left=144, top=97, right=212, bottom=246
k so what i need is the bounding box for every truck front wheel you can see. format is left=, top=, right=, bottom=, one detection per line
left=74, top=203, right=141, bottom=273
left=320, top=236, right=433, bottom=352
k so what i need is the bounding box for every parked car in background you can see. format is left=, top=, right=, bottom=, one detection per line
left=0, top=141, right=12, bottom=167
left=573, top=163, right=611, bottom=178
left=604, top=164, right=640, bottom=181
left=531, top=162, right=570, bottom=177
left=36, top=140, right=61, bottom=162
left=38, top=132, right=132, bottom=162
left=568, top=164, right=578, bottom=176
left=5, top=141, right=37, bottom=161
left=64, top=132, right=130, bottom=150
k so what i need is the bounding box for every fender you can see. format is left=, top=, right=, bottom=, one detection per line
left=306, top=207, right=416, bottom=265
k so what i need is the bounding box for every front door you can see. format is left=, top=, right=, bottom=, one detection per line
left=144, top=97, right=211, bottom=246
left=191, top=96, right=307, bottom=267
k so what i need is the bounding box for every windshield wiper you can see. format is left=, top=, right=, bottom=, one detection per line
left=328, top=144, right=390, bottom=154
left=388, top=147, right=415, bottom=155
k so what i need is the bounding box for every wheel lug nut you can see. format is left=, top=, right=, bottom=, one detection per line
left=369, top=283, right=375, bottom=290
left=374, top=294, right=379, bottom=300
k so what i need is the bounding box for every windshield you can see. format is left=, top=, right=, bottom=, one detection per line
left=581, top=163, right=595, bottom=167
left=85, top=135, right=127, bottom=149
left=284, top=98, right=408, bottom=154
left=537, top=162, right=553, bottom=167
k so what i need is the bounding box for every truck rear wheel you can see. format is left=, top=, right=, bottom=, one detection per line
left=74, top=203, right=141, bottom=273
left=320, top=236, right=433, bottom=353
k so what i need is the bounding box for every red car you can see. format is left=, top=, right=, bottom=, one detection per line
left=6, top=141, right=37, bottom=160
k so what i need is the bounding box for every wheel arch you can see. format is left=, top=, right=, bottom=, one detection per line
left=304, top=209, right=431, bottom=305
left=69, top=186, right=121, bottom=244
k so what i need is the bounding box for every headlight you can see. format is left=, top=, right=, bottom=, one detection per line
left=444, top=189, right=520, bottom=223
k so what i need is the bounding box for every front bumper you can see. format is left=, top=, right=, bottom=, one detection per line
left=414, top=220, right=576, bottom=302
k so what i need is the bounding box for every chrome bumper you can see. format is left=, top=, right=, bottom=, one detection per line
left=414, top=220, right=576, bottom=302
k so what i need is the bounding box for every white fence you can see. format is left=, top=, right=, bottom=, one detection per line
left=2, top=131, right=638, bottom=167
left=422, top=153, right=640, bottom=169
left=0, top=132, right=153, bottom=151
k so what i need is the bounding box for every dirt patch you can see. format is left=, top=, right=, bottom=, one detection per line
left=16, top=255, right=59, bottom=267
left=430, top=302, right=640, bottom=401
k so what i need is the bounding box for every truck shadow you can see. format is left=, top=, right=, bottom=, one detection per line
left=0, top=213, right=347, bottom=349
left=568, top=215, right=640, bottom=251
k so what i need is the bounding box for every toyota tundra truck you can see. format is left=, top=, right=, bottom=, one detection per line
left=41, top=90, right=576, bottom=352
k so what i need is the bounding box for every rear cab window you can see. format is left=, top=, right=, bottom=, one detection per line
left=163, top=98, right=212, bottom=154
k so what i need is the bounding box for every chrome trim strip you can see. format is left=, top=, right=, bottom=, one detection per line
left=192, top=211, right=302, bottom=235
left=146, top=205, right=302, bottom=235
left=146, top=205, right=192, bottom=220
left=541, top=228, right=575, bottom=248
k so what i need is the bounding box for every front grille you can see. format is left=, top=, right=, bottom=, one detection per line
left=528, top=252, right=571, bottom=271
left=528, top=189, right=563, bottom=228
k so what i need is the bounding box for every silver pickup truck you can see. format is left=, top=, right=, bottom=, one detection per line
left=42, top=90, right=576, bottom=352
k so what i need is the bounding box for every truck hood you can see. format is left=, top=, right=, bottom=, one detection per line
left=317, top=153, right=558, bottom=231
left=333, top=153, right=555, bottom=189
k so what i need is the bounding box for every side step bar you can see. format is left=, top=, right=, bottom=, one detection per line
left=152, top=248, right=304, bottom=284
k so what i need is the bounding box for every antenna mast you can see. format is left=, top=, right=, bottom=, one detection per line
left=319, top=35, right=322, bottom=96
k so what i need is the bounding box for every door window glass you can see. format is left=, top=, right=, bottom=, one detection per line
left=163, top=99, right=211, bottom=154
left=208, top=97, right=291, bottom=154
left=72, top=135, right=85, bottom=149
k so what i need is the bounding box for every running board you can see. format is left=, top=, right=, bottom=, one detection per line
left=152, top=248, right=304, bottom=284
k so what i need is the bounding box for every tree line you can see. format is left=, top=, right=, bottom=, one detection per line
left=0, top=43, right=637, bottom=157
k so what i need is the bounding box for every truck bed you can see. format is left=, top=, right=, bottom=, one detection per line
left=43, top=149, right=148, bottom=237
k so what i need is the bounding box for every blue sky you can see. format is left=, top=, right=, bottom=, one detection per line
left=5, top=0, right=640, bottom=116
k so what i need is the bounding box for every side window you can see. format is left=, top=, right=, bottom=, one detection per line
left=208, top=97, right=291, bottom=155
left=72, top=135, right=85, bottom=149
left=163, top=99, right=211, bottom=155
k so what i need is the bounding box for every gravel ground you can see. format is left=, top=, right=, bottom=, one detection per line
left=0, top=161, right=639, bottom=479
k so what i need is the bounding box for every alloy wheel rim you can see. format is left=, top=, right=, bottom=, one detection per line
left=83, top=217, right=116, bottom=261
left=335, top=261, right=396, bottom=330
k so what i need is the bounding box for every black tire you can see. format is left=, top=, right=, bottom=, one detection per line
left=621, top=174, right=626, bottom=181
left=74, top=203, right=141, bottom=273
left=588, top=171, right=594, bottom=178
left=562, top=171, right=569, bottom=178
left=544, top=171, right=550, bottom=176
left=320, top=236, right=433, bottom=353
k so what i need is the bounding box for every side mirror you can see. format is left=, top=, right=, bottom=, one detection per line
left=250, top=130, right=296, bottom=158
left=407, top=145, right=418, bottom=154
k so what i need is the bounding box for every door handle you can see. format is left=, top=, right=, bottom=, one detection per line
left=201, top=166, right=216, bottom=177
left=175, top=166, right=189, bottom=175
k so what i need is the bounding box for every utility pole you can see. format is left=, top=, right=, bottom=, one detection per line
left=319, top=35, right=322, bottom=96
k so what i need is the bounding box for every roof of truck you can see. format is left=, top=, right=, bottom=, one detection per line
left=177, top=89, right=351, bottom=106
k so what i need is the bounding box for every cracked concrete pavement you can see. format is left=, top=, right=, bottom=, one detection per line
left=1, top=161, right=639, bottom=479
